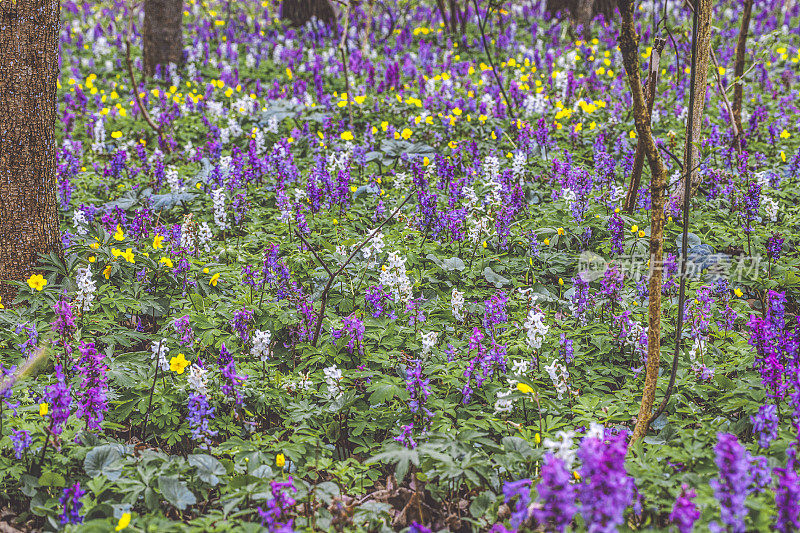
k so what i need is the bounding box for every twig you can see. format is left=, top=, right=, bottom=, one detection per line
left=471, top=0, right=515, bottom=121
left=309, top=191, right=416, bottom=346
left=124, top=1, right=169, bottom=151
left=295, top=230, right=333, bottom=276
left=339, top=1, right=355, bottom=131
left=708, top=48, right=742, bottom=154
left=732, top=0, right=753, bottom=138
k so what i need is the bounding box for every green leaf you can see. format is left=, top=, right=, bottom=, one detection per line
left=158, top=476, right=197, bottom=510
left=84, top=444, right=124, bottom=481
left=188, top=454, right=226, bottom=486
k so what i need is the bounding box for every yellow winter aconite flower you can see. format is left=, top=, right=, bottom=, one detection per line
left=517, top=383, right=534, bottom=394
left=210, top=273, right=220, bottom=287
left=103, top=265, right=113, bottom=279
left=556, top=227, right=565, bottom=235
left=153, top=235, right=164, bottom=249
left=543, top=238, right=550, bottom=245
left=121, top=248, right=135, bottom=263
left=340, top=131, right=354, bottom=141
left=113, top=224, right=125, bottom=241
left=276, top=453, right=286, bottom=467
left=115, top=513, right=131, bottom=531
left=170, top=353, right=191, bottom=374
left=638, top=230, right=646, bottom=238
left=39, top=402, right=49, bottom=416
left=160, top=257, right=173, bottom=268
left=780, top=129, right=790, bottom=139
left=734, top=288, right=744, bottom=297
left=111, top=131, right=122, bottom=139
left=631, top=225, right=639, bottom=233
left=401, top=128, right=413, bottom=140
left=27, top=274, right=47, bottom=291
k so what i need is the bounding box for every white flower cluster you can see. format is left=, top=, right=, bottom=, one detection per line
left=165, top=165, right=184, bottom=192
left=421, top=331, right=438, bottom=356
left=251, top=329, right=272, bottom=361
left=524, top=308, right=549, bottom=350
left=543, top=430, right=577, bottom=467
left=467, top=216, right=489, bottom=244
left=151, top=340, right=170, bottom=372
left=511, top=152, right=527, bottom=184
left=92, top=116, right=106, bottom=152
left=482, top=155, right=500, bottom=181
left=544, top=359, right=573, bottom=400
left=359, top=231, right=385, bottom=266
left=324, top=365, right=344, bottom=400
left=494, top=389, right=514, bottom=413
left=379, top=251, right=413, bottom=304
left=73, top=210, right=88, bottom=235
left=212, top=188, right=228, bottom=230
left=188, top=365, right=208, bottom=396
left=763, top=196, right=779, bottom=222
left=451, top=288, right=465, bottom=321
left=74, top=267, right=96, bottom=313
left=197, top=222, right=212, bottom=252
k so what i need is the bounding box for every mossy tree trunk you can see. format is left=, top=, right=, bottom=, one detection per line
left=280, top=0, right=336, bottom=27
left=0, top=0, right=62, bottom=304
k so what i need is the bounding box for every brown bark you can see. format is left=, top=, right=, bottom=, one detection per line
left=143, top=0, right=184, bottom=77
left=616, top=0, right=669, bottom=442
left=623, top=37, right=666, bottom=213
left=0, top=0, right=62, bottom=304
left=732, top=0, right=753, bottom=139
left=280, top=0, right=336, bottom=28
left=676, top=0, right=713, bottom=203
left=545, top=0, right=615, bottom=23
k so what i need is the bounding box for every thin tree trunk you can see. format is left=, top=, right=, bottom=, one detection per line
left=280, top=0, right=336, bottom=27
left=676, top=0, right=713, bottom=204
left=732, top=0, right=753, bottom=139
left=616, top=0, right=669, bottom=442
left=0, top=0, right=62, bottom=304
left=143, top=0, right=184, bottom=77
left=623, top=37, right=666, bottom=213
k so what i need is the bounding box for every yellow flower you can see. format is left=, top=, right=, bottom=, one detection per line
left=170, top=353, right=191, bottom=374
left=482, top=241, right=488, bottom=249
left=573, top=471, right=581, bottom=481
left=558, top=278, right=564, bottom=286
left=276, top=453, right=286, bottom=468
left=103, top=265, right=113, bottom=279
left=0, top=296, right=3, bottom=309
left=113, top=224, right=125, bottom=241
left=516, top=383, right=534, bottom=394
left=556, top=227, right=565, bottom=235
left=120, top=248, right=135, bottom=263
left=153, top=235, right=164, bottom=249
left=115, top=513, right=131, bottom=531
left=88, top=256, right=96, bottom=263
left=780, top=129, right=790, bottom=139
left=340, top=131, right=354, bottom=141
left=111, top=247, right=122, bottom=258
left=638, top=230, right=645, bottom=238
left=401, top=128, right=413, bottom=140
left=90, top=241, right=100, bottom=249
left=160, top=257, right=174, bottom=268
left=534, top=433, right=541, bottom=444
left=543, top=238, right=550, bottom=245
left=203, top=267, right=210, bottom=274
left=111, top=131, right=123, bottom=139
left=210, top=273, right=220, bottom=287
left=39, top=402, right=49, bottom=416
left=630, top=225, right=639, bottom=233
left=734, top=288, right=743, bottom=298
left=332, top=218, right=338, bottom=225
left=27, top=274, right=47, bottom=291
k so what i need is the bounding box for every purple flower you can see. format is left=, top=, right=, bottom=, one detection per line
left=766, top=233, right=784, bottom=261
left=394, top=423, right=416, bottom=448
left=751, top=404, right=779, bottom=448
left=578, top=431, right=635, bottom=533
left=15, top=322, right=38, bottom=358
left=43, top=365, right=71, bottom=435
left=51, top=300, right=76, bottom=339
left=10, top=429, right=32, bottom=459
left=774, top=467, right=800, bottom=533
left=608, top=212, right=624, bottom=256
left=503, top=478, right=532, bottom=530
left=174, top=315, right=194, bottom=347
left=533, top=454, right=577, bottom=532
left=405, top=360, right=432, bottom=423
left=74, top=342, right=108, bottom=431
left=59, top=482, right=85, bottom=525
left=187, top=393, right=217, bottom=448
left=231, top=306, right=254, bottom=343
left=670, top=485, right=700, bottom=533
left=709, top=433, right=750, bottom=533
left=331, top=312, right=365, bottom=355
left=256, top=476, right=297, bottom=532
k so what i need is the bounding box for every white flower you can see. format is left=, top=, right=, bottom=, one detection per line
left=511, top=359, right=530, bottom=375
left=196, top=222, right=212, bottom=252
left=762, top=196, right=779, bottom=222
left=421, top=331, right=438, bottom=355
left=165, top=165, right=183, bottom=192
left=323, top=365, right=344, bottom=400
left=188, top=364, right=208, bottom=395
left=72, top=210, right=88, bottom=235
left=451, top=288, right=465, bottom=321
left=212, top=188, right=228, bottom=230
left=544, top=359, right=571, bottom=399
left=251, top=329, right=272, bottom=361
left=151, top=340, right=170, bottom=372
left=543, top=430, right=578, bottom=467
left=585, top=422, right=606, bottom=440
left=74, top=267, right=96, bottom=313
left=524, top=308, right=549, bottom=350
left=494, top=389, right=514, bottom=413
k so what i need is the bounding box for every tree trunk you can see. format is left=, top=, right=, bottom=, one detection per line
left=616, top=0, right=669, bottom=442
left=546, top=0, right=615, bottom=21
left=143, top=0, right=184, bottom=77
left=676, top=0, right=713, bottom=204
left=280, top=0, right=336, bottom=28
left=0, top=0, right=62, bottom=304
left=732, top=0, right=753, bottom=140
